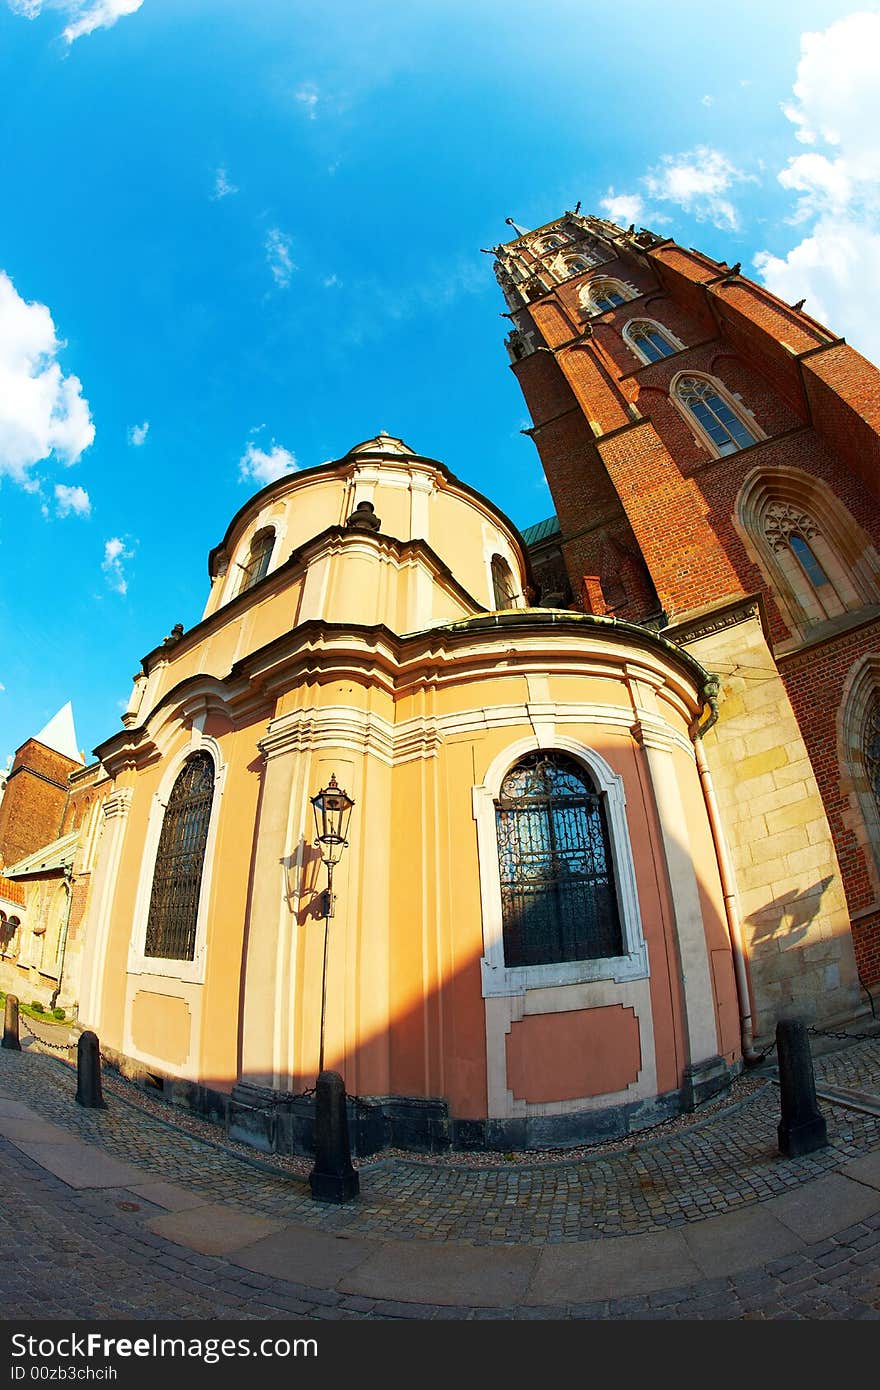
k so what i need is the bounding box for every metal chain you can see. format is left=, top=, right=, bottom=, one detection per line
left=18, top=1016, right=75, bottom=1054
left=807, top=1024, right=879, bottom=1043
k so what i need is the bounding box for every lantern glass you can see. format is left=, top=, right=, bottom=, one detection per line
left=311, top=775, right=354, bottom=866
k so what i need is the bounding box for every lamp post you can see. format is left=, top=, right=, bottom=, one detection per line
left=310, top=774, right=354, bottom=1076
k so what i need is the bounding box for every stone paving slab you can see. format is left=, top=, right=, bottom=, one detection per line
left=840, top=1150, right=880, bottom=1192
left=765, top=1172, right=880, bottom=1241
left=146, top=1201, right=288, bottom=1256
left=681, top=1203, right=803, bottom=1277
left=7, top=1138, right=145, bottom=1190
left=342, top=1238, right=540, bottom=1307
left=231, top=1225, right=374, bottom=1286
left=527, top=1228, right=701, bottom=1303
left=0, top=1115, right=77, bottom=1144
left=125, top=1179, right=210, bottom=1212
left=0, top=1099, right=46, bottom=1119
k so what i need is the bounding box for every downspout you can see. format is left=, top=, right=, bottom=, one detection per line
left=690, top=677, right=762, bottom=1064
left=50, top=869, right=74, bottom=1012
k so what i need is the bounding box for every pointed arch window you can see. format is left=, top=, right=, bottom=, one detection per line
left=624, top=319, right=680, bottom=364
left=237, top=528, right=274, bottom=595
left=494, top=752, right=623, bottom=967
left=585, top=279, right=630, bottom=313
left=145, top=752, right=215, bottom=962
left=675, top=376, right=758, bottom=456
left=863, top=694, right=880, bottom=814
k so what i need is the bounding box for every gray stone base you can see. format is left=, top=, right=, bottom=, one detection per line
left=100, top=1050, right=741, bottom=1157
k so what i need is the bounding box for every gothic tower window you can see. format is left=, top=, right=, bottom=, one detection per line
left=674, top=375, right=758, bottom=456
left=582, top=278, right=631, bottom=314
left=145, top=752, right=215, bottom=961
left=494, top=752, right=623, bottom=967
left=237, top=528, right=275, bottom=595
left=736, top=468, right=880, bottom=640
left=624, top=319, right=681, bottom=364
left=863, top=693, right=880, bottom=814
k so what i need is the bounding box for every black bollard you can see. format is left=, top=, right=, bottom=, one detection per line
left=776, top=1018, right=827, bottom=1157
left=2, top=995, right=21, bottom=1051
left=308, top=1070, right=359, bottom=1204
left=75, top=1031, right=107, bottom=1109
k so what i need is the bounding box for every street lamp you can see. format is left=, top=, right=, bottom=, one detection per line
left=310, top=774, right=354, bottom=1075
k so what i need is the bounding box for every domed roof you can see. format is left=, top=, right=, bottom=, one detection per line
left=343, top=431, right=416, bottom=457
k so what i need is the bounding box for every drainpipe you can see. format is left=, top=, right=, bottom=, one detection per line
left=50, top=869, right=74, bottom=1012
left=690, top=678, right=762, bottom=1064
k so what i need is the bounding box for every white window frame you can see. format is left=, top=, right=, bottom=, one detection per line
left=579, top=277, right=635, bottom=316
left=670, top=370, right=765, bottom=458
left=472, top=735, right=648, bottom=998
left=127, top=735, right=227, bottom=984
left=622, top=317, right=684, bottom=364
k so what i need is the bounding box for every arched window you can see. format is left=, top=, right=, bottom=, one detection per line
left=675, top=375, right=758, bottom=456
left=863, top=693, right=880, bottom=814
left=563, top=253, right=597, bottom=276
left=579, top=278, right=634, bottom=315
left=494, top=752, right=623, bottom=967
left=736, top=468, right=880, bottom=639
left=145, top=752, right=215, bottom=961
left=237, top=528, right=274, bottom=595
left=624, top=319, right=680, bottom=364
left=491, top=554, right=517, bottom=609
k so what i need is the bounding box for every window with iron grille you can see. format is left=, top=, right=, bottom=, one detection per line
left=145, top=752, right=215, bottom=961
left=494, top=752, right=623, bottom=967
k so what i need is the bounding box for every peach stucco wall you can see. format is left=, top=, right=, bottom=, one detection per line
left=81, top=448, right=737, bottom=1125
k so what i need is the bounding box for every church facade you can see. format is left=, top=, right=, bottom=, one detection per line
left=9, top=211, right=879, bottom=1153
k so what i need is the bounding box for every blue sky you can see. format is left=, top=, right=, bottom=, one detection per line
left=2, top=0, right=879, bottom=767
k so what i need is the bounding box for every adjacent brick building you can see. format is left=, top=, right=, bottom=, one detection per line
left=497, top=212, right=880, bottom=1028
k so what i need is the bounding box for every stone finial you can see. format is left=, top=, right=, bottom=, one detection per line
left=345, top=501, right=381, bottom=532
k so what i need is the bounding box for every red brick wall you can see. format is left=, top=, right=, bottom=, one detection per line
left=507, top=219, right=880, bottom=985
left=0, top=741, right=79, bottom=867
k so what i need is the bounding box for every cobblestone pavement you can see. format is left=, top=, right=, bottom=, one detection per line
left=0, top=1033, right=878, bottom=1319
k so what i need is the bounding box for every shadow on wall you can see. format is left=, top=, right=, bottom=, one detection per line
left=746, top=876, right=834, bottom=952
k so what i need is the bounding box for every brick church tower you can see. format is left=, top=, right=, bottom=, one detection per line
left=496, top=212, right=880, bottom=1037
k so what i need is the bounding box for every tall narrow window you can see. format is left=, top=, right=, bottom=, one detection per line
left=491, top=554, right=517, bottom=609
left=625, top=320, right=678, bottom=363
left=864, top=694, right=880, bottom=813
left=676, top=376, right=757, bottom=455
left=237, top=529, right=274, bottom=595
left=145, top=752, right=215, bottom=961
left=494, top=752, right=623, bottom=967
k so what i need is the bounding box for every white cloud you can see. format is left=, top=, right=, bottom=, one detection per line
left=239, top=439, right=298, bottom=487
left=322, top=274, right=342, bottom=288
left=102, top=535, right=135, bottom=595
left=643, top=146, right=750, bottom=231
left=599, top=190, right=645, bottom=227
left=62, top=0, right=143, bottom=44
left=701, top=95, right=714, bottom=107
left=265, top=228, right=295, bottom=289
left=128, top=420, right=149, bottom=446
left=295, top=83, right=319, bottom=119
left=0, top=270, right=94, bottom=488
left=55, top=482, right=91, bottom=517
left=755, top=12, right=880, bottom=363
left=212, top=167, right=238, bottom=200
left=8, top=1, right=42, bottom=16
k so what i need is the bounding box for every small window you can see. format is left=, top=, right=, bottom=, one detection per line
left=788, top=532, right=832, bottom=590
left=237, top=529, right=274, bottom=595
left=491, top=555, right=517, bottom=609
left=625, top=320, right=678, bottom=363
left=494, top=752, right=623, bottom=967
left=145, top=752, right=215, bottom=962
left=676, top=376, right=757, bottom=456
